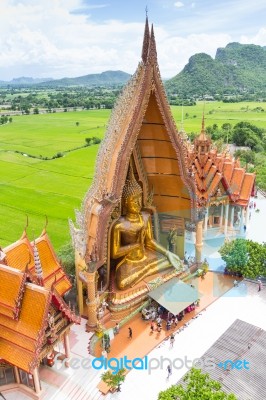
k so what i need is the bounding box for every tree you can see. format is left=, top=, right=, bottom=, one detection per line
left=232, top=121, right=265, bottom=151
left=57, top=242, right=75, bottom=276
left=158, top=368, right=237, bottom=399
left=101, top=368, right=126, bottom=393
left=76, top=122, right=79, bottom=126
left=92, top=136, right=101, bottom=144
left=219, top=238, right=248, bottom=272
left=234, top=149, right=255, bottom=168
left=219, top=239, right=266, bottom=278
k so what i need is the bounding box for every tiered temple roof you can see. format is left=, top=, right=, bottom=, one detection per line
left=0, top=229, right=80, bottom=372
left=3, top=228, right=72, bottom=296
left=187, top=116, right=255, bottom=207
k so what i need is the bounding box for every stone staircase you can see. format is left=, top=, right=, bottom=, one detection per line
left=46, top=366, right=106, bottom=400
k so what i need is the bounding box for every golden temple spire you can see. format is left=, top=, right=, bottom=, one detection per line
left=199, top=108, right=207, bottom=141
left=142, top=15, right=150, bottom=63
left=148, top=24, right=158, bottom=65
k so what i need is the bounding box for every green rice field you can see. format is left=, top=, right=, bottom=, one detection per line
left=0, top=102, right=265, bottom=251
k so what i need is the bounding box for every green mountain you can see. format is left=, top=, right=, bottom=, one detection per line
left=39, top=70, right=131, bottom=87
left=0, top=77, right=53, bottom=86
left=165, top=43, right=266, bottom=98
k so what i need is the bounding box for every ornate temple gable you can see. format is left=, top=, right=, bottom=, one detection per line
left=73, top=19, right=196, bottom=266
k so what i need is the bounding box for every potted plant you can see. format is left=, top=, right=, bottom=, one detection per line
left=102, top=368, right=126, bottom=393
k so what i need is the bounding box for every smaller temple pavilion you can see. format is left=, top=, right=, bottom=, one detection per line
left=185, top=117, right=255, bottom=259
left=0, top=226, right=80, bottom=397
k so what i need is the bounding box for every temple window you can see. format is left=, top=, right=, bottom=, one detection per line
left=0, top=365, right=15, bottom=386
left=19, top=369, right=35, bottom=389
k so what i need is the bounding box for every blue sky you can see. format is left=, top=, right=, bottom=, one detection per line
left=0, top=0, right=265, bottom=80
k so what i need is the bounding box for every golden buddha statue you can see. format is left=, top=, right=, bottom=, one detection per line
left=111, top=168, right=183, bottom=290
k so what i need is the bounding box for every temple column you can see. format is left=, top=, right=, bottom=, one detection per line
left=86, top=271, right=99, bottom=331
left=14, top=366, right=20, bottom=383
left=204, top=207, right=209, bottom=233
left=195, top=220, right=204, bottom=263
left=239, top=207, right=244, bottom=232
left=32, top=367, right=41, bottom=395
left=75, top=250, right=87, bottom=316
left=63, top=332, right=71, bottom=367
left=220, top=204, right=224, bottom=228
left=230, top=205, right=235, bottom=227
left=245, top=206, right=249, bottom=226
left=224, top=204, right=229, bottom=236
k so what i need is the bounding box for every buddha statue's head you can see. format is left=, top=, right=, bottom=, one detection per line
left=122, top=166, right=142, bottom=215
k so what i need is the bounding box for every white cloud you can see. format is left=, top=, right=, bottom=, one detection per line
left=174, top=1, right=184, bottom=8
left=0, top=0, right=265, bottom=80
left=240, top=27, right=266, bottom=46
left=156, top=31, right=232, bottom=78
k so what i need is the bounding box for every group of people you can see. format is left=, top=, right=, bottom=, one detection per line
left=113, top=323, right=133, bottom=339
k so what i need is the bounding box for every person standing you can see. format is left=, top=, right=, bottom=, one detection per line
left=167, top=364, right=172, bottom=379
left=114, top=322, right=120, bottom=335
left=150, top=321, right=155, bottom=333
left=258, top=280, right=262, bottom=292
left=166, top=320, right=171, bottom=331
left=170, top=333, right=175, bottom=348
left=128, top=327, right=132, bottom=339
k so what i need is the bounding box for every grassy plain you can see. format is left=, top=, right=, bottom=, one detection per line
left=0, top=102, right=265, bottom=251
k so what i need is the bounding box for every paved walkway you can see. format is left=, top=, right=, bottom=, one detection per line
left=105, top=280, right=266, bottom=400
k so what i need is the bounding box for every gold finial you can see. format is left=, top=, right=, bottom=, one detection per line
left=122, top=163, right=142, bottom=199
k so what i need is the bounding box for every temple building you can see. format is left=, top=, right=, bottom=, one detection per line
left=0, top=227, right=80, bottom=397
left=70, top=18, right=255, bottom=330
left=186, top=118, right=255, bottom=248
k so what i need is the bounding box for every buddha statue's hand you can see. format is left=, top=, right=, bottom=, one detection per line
left=138, top=227, right=145, bottom=244
left=166, top=251, right=183, bottom=272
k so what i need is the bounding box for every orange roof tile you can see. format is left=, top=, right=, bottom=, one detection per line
left=4, top=230, right=72, bottom=296
left=0, top=339, right=36, bottom=372
left=0, top=284, right=50, bottom=340
left=195, top=172, right=203, bottom=191
left=194, top=159, right=203, bottom=178
left=205, top=165, right=217, bottom=188
left=0, top=266, right=51, bottom=372
left=0, top=265, right=26, bottom=319
left=230, top=168, right=245, bottom=196
left=238, top=174, right=255, bottom=205
left=203, top=159, right=212, bottom=176
left=4, top=239, right=34, bottom=271
left=207, top=173, right=222, bottom=198
left=35, top=234, right=72, bottom=295
left=222, top=162, right=234, bottom=184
